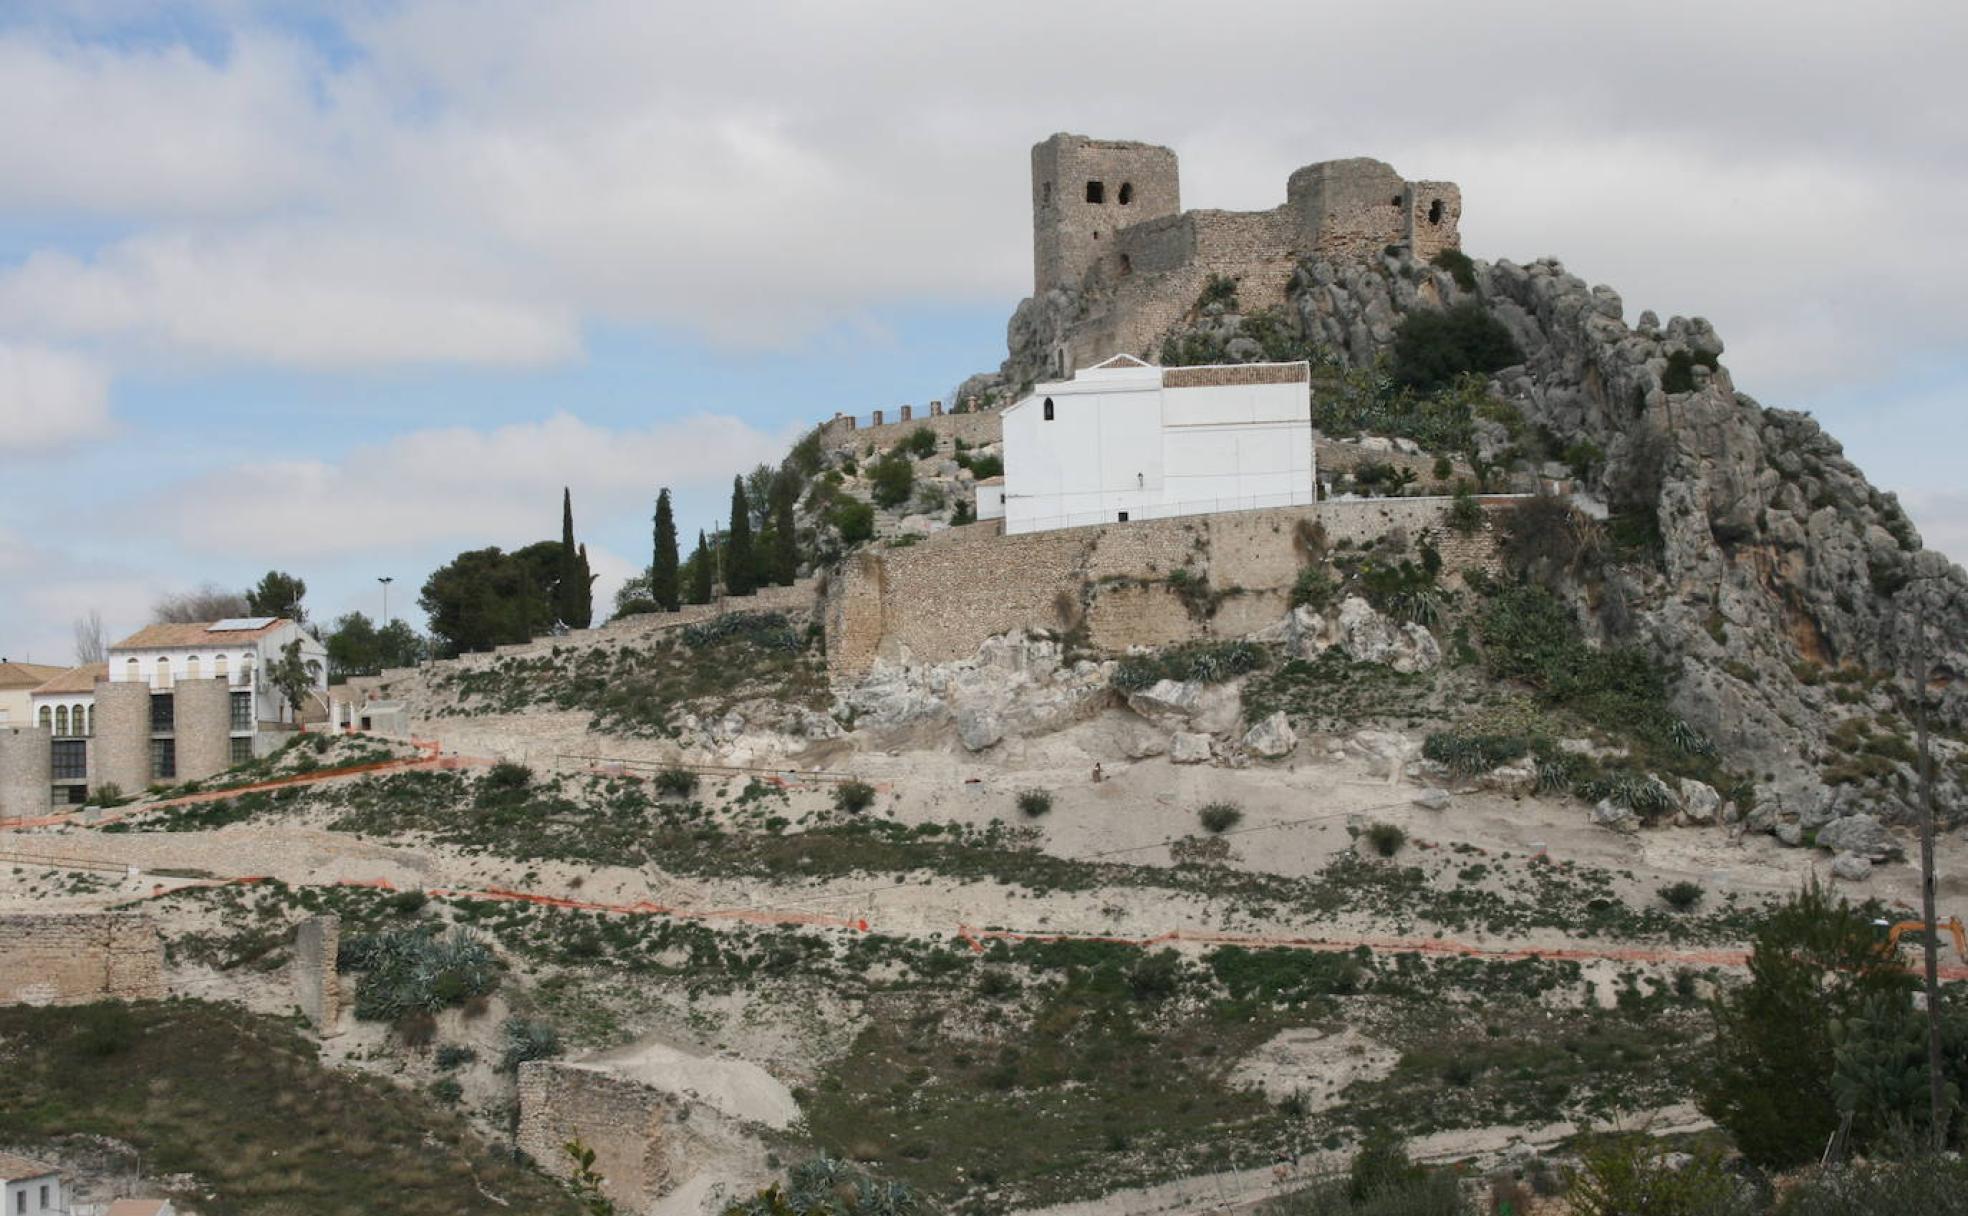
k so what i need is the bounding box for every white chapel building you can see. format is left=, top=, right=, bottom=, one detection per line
left=996, top=355, right=1316, bottom=535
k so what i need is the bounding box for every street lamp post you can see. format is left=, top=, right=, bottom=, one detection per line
left=378, top=576, right=394, bottom=625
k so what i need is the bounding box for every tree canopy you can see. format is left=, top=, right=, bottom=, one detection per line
left=417, top=546, right=556, bottom=657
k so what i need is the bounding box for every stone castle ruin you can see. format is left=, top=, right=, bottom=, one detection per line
left=1010, top=133, right=1460, bottom=384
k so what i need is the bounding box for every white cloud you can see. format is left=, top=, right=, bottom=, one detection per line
left=0, top=524, right=149, bottom=663
left=1904, top=491, right=1968, bottom=570
left=136, top=411, right=791, bottom=558
left=0, top=342, right=112, bottom=452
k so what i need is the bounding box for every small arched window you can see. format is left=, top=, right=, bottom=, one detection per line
left=38, top=705, right=52, bottom=730
left=1118, top=182, right=1134, bottom=206
left=124, top=657, right=141, bottom=683
left=214, top=654, right=229, bottom=682
left=1428, top=199, right=1444, bottom=225
left=154, top=657, right=171, bottom=689
left=186, top=655, right=201, bottom=681
left=1043, top=397, right=1055, bottom=421
left=57, top=705, right=71, bottom=736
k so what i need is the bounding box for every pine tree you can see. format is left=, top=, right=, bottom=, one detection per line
left=556, top=488, right=583, bottom=626
left=688, top=530, right=714, bottom=605
left=650, top=489, right=680, bottom=612
left=726, top=476, right=755, bottom=596
left=771, top=471, right=798, bottom=586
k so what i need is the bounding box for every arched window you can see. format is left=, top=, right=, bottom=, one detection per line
left=154, top=657, right=171, bottom=689
left=214, top=654, right=229, bottom=682
left=1428, top=199, right=1444, bottom=225
left=38, top=705, right=52, bottom=730
left=55, top=705, right=69, bottom=736
left=1043, top=397, right=1055, bottom=421
left=1118, top=182, right=1133, bottom=206
left=124, top=657, right=140, bottom=683
left=186, top=655, right=201, bottom=681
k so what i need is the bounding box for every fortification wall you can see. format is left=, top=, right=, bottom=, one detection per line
left=0, top=912, right=165, bottom=1006
left=0, top=726, right=51, bottom=820
left=815, top=408, right=1003, bottom=456
left=518, top=1062, right=672, bottom=1213
left=827, top=498, right=1505, bottom=675
left=294, top=915, right=342, bottom=1035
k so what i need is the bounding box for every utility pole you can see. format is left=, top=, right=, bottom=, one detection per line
left=1912, top=589, right=1948, bottom=1152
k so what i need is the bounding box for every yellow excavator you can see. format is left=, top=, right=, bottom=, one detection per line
left=1876, top=916, right=1968, bottom=963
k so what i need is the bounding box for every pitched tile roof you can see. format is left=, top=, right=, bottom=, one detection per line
left=107, top=1200, right=174, bottom=1216
left=0, top=1151, right=61, bottom=1179
left=0, top=661, right=68, bottom=691
left=32, top=663, right=108, bottom=695
left=110, top=620, right=290, bottom=650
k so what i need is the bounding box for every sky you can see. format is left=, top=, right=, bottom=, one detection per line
left=1, top=0, right=1964, bottom=663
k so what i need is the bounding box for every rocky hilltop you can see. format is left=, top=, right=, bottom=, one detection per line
left=964, top=247, right=1968, bottom=833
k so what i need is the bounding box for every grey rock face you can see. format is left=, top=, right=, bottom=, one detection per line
left=1243, top=711, right=1299, bottom=759
left=1678, top=779, right=1721, bottom=824
left=956, top=704, right=1005, bottom=752
left=1170, top=732, right=1214, bottom=764
left=1590, top=799, right=1640, bottom=834
left=1413, top=787, right=1452, bottom=811
left=1127, top=679, right=1203, bottom=725
left=1815, top=813, right=1902, bottom=861
left=1831, top=852, right=1874, bottom=882
left=1334, top=597, right=1441, bottom=673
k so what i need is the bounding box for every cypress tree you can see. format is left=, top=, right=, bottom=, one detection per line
left=650, top=489, right=681, bottom=611
left=556, top=487, right=581, bottom=626
left=572, top=543, right=593, bottom=628
left=771, top=472, right=798, bottom=585
left=688, top=530, right=714, bottom=605
left=726, top=476, right=755, bottom=596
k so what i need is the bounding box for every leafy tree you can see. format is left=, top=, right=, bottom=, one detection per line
left=418, top=547, right=555, bottom=657
left=564, top=1140, right=618, bottom=1216
left=903, top=426, right=937, bottom=458
left=1564, top=1136, right=1750, bottom=1216
left=152, top=583, right=250, bottom=624
left=246, top=570, right=308, bottom=622
left=869, top=451, right=914, bottom=508
left=573, top=542, right=593, bottom=628
left=1700, top=879, right=1914, bottom=1167
left=1391, top=301, right=1522, bottom=393
left=326, top=612, right=428, bottom=679
left=651, top=488, right=681, bottom=611
left=831, top=499, right=875, bottom=545
left=743, top=463, right=777, bottom=531
left=726, top=477, right=756, bottom=596
left=268, top=638, right=315, bottom=721
left=1831, top=991, right=1967, bottom=1152
left=770, top=470, right=799, bottom=585
left=688, top=530, right=715, bottom=605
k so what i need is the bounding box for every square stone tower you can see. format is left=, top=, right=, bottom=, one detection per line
left=1033, top=134, right=1179, bottom=295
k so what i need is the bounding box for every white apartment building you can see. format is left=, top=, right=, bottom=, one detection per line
left=997, top=355, right=1315, bottom=535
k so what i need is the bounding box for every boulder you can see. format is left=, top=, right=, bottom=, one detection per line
left=1830, top=852, right=1873, bottom=882
left=955, top=704, right=1004, bottom=752
left=1170, top=732, right=1214, bottom=765
left=1775, top=822, right=1805, bottom=847
left=1815, top=814, right=1902, bottom=861
left=1242, top=711, right=1298, bottom=759
left=1347, top=729, right=1417, bottom=778
left=1127, top=679, right=1203, bottom=725
left=1590, top=799, right=1640, bottom=834
left=1121, top=727, right=1168, bottom=759
left=1678, top=779, right=1721, bottom=824
left=1480, top=760, right=1538, bottom=798
left=1334, top=597, right=1440, bottom=673
left=1413, top=787, right=1452, bottom=812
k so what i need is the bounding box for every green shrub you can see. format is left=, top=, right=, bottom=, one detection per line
left=830, top=499, right=875, bottom=544
left=902, top=426, right=937, bottom=458
left=962, top=453, right=1003, bottom=480
left=499, top=1016, right=562, bottom=1072
left=339, top=927, right=499, bottom=1022
left=1199, top=273, right=1240, bottom=310
left=434, top=1044, right=478, bottom=1071
left=1565, top=1137, right=1751, bottom=1216
left=1429, top=248, right=1478, bottom=291
left=483, top=760, right=532, bottom=792
left=1292, top=566, right=1338, bottom=611
left=67, top=1003, right=139, bottom=1060
left=429, top=1077, right=463, bottom=1105
left=386, top=888, right=429, bottom=916
left=1364, top=822, right=1406, bottom=857
left=1391, top=302, right=1522, bottom=393
left=834, top=781, right=877, bottom=814
left=1658, top=881, right=1704, bottom=911
left=655, top=766, right=700, bottom=798
left=1015, top=789, right=1053, bottom=818
left=1199, top=802, right=1243, bottom=834
left=1111, top=640, right=1266, bottom=691
left=1125, top=950, right=1183, bottom=1002
left=868, top=451, right=914, bottom=508
left=1776, top=1159, right=1968, bottom=1216
left=1422, top=732, right=1529, bottom=777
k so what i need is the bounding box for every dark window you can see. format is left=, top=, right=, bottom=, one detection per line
left=1041, top=181, right=1052, bottom=205
left=1085, top=180, right=1104, bottom=204
left=149, top=693, right=174, bottom=734
left=231, top=735, right=254, bottom=766
left=231, top=690, right=253, bottom=733
left=62, top=785, right=87, bottom=805
left=150, top=738, right=176, bottom=781
left=1118, top=511, right=1130, bottom=522
left=1428, top=198, right=1444, bottom=225
left=1119, top=253, right=1132, bottom=276
left=1118, top=182, right=1133, bottom=205
left=51, top=739, right=86, bottom=781
left=1043, top=398, right=1055, bottom=421
left=1391, top=194, right=1403, bottom=207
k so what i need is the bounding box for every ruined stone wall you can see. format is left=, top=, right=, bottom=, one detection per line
left=827, top=499, right=1504, bottom=674
left=173, top=677, right=232, bottom=784
left=1406, top=182, right=1462, bottom=262
left=0, top=913, right=165, bottom=1006
left=0, top=726, right=51, bottom=820
left=815, top=408, right=1004, bottom=456
left=293, top=915, right=342, bottom=1035
left=1033, top=134, right=1181, bottom=294
left=518, top=1062, right=672, bottom=1214
left=92, top=679, right=151, bottom=796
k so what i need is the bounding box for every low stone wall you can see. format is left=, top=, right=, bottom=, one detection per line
left=816, top=407, right=1004, bottom=455
left=826, top=497, right=1506, bottom=676
left=518, top=1061, right=673, bottom=1213
left=0, top=912, right=165, bottom=1006
left=294, top=915, right=342, bottom=1035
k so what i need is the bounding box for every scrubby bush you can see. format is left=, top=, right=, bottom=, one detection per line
left=655, top=766, right=700, bottom=798
left=902, top=426, right=937, bottom=458
left=1391, top=302, right=1521, bottom=393
left=1199, top=273, right=1240, bottom=309
left=868, top=452, right=914, bottom=509
left=499, top=1016, right=563, bottom=1072
left=1125, top=949, right=1184, bottom=1002
left=1292, top=566, right=1338, bottom=611
left=1777, top=1158, right=1968, bottom=1216
left=435, top=1044, right=478, bottom=1071
left=1422, top=732, right=1529, bottom=777
left=483, top=760, right=532, bottom=793
left=1111, top=640, right=1265, bottom=691
left=340, top=927, right=499, bottom=1022
left=1365, top=822, right=1406, bottom=857
left=834, top=781, right=877, bottom=814
left=429, top=1077, right=463, bottom=1105
left=1447, top=484, right=1484, bottom=536
left=830, top=498, right=875, bottom=544
left=1498, top=494, right=1603, bottom=586
left=1199, top=802, right=1243, bottom=834
left=1564, top=1137, right=1751, bottom=1216
left=1429, top=248, right=1478, bottom=291
left=386, top=888, right=429, bottom=916
left=1016, top=789, right=1053, bottom=818
left=1658, top=881, right=1705, bottom=911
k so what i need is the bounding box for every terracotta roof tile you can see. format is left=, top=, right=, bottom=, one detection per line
left=0, top=661, right=68, bottom=690
left=0, top=1151, right=60, bottom=1179
left=31, top=663, right=108, bottom=695
left=111, top=620, right=290, bottom=650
